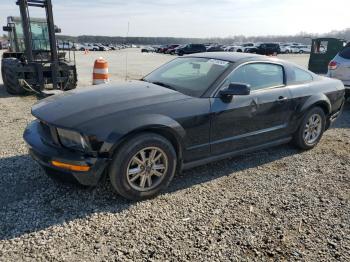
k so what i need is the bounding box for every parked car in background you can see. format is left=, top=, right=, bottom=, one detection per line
left=156, top=45, right=171, bottom=53
left=81, top=43, right=100, bottom=51
left=308, top=38, right=347, bottom=74
left=291, top=45, right=311, bottom=54
left=206, top=44, right=224, bottom=52
left=279, top=43, right=292, bottom=54
left=175, top=44, right=206, bottom=56
left=107, top=44, right=118, bottom=50
left=224, top=46, right=234, bottom=52
left=141, top=46, right=156, bottom=53
left=328, top=43, right=350, bottom=98
left=165, top=45, right=180, bottom=54
left=226, top=43, right=255, bottom=52
left=245, top=43, right=281, bottom=55
left=97, top=44, right=109, bottom=51
left=57, top=42, right=80, bottom=50
left=24, top=52, right=345, bottom=200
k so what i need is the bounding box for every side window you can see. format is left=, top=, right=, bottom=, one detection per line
left=313, top=41, right=328, bottom=54
left=223, top=63, right=284, bottom=91
left=339, top=46, right=350, bottom=59
left=289, top=67, right=313, bottom=84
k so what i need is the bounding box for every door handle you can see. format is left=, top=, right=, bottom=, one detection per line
left=277, top=96, right=288, bottom=103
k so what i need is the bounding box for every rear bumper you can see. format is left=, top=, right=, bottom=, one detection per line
left=23, top=120, right=109, bottom=186
left=328, top=99, right=345, bottom=127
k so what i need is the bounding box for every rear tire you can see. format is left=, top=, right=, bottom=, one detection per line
left=1, top=58, right=26, bottom=95
left=109, top=133, right=177, bottom=200
left=293, top=107, right=326, bottom=150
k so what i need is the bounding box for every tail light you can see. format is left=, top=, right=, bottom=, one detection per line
left=328, top=61, right=338, bottom=70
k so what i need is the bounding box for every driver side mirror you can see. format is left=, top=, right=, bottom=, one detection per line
left=219, top=83, right=251, bottom=98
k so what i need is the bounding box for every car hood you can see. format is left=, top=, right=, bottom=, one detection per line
left=32, top=80, right=189, bottom=130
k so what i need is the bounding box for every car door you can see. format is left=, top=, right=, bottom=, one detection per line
left=185, top=44, right=192, bottom=54
left=210, top=62, right=294, bottom=156
left=258, top=44, right=266, bottom=55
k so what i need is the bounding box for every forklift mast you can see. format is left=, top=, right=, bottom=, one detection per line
left=17, top=0, right=59, bottom=88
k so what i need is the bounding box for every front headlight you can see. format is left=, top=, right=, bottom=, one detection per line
left=57, top=128, right=89, bottom=151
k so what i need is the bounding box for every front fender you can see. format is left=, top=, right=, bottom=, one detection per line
left=100, top=114, right=186, bottom=155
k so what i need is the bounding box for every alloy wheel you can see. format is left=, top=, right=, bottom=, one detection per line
left=126, top=147, right=168, bottom=192
left=303, top=114, right=322, bottom=145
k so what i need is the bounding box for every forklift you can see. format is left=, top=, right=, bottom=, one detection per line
left=1, top=0, right=77, bottom=96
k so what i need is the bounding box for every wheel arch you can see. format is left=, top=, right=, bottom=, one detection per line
left=299, top=94, right=331, bottom=116
left=104, top=115, right=186, bottom=168
left=296, top=94, right=331, bottom=130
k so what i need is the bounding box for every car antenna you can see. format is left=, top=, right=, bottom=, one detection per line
left=125, top=21, right=130, bottom=81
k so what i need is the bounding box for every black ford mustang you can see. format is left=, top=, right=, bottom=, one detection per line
left=24, top=53, right=345, bottom=200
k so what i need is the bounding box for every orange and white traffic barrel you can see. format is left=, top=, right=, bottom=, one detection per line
left=93, top=57, right=109, bottom=85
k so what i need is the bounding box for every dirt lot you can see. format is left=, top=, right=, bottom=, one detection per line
left=0, top=49, right=349, bottom=261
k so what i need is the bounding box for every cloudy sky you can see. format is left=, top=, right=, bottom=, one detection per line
left=1, top=0, right=349, bottom=37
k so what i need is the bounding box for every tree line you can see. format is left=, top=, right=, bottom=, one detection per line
left=4, top=29, right=350, bottom=45
left=58, top=29, right=350, bottom=45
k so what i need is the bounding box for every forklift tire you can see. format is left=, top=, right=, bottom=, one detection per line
left=1, top=58, right=27, bottom=95
left=1, top=66, right=8, bottom=87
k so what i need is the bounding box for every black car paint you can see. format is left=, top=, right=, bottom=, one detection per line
left=246, top=43, right=281, bottom=55
left=175, top=44, right=207, bottom=56
left=24, top=53, right=345, bottom=186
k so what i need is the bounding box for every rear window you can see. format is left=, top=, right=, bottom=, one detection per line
left=339, top=47, right=350, bottom=59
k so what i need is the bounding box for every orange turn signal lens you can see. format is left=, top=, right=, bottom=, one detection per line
left=51, top=161, right=90, bottom=172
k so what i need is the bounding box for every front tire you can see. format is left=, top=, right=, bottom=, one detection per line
left=109, top=133, right=177, bottom=200
left=293, top=107, right=326, bottom=150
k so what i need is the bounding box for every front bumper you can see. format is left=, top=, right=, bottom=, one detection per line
left=23, top=120, right=109, bottom=186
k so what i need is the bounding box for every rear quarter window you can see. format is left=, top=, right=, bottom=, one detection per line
left=339, top=47, right=350, bottom=59
left=289, top=67, right=313, bottom=84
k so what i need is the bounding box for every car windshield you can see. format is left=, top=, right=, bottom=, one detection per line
left=143, top=57, right=231, bottom=97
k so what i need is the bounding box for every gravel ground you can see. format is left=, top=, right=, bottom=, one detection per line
left=0, top=49, right=349, bottom=261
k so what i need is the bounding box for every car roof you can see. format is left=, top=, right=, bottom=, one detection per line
left=187, top=52, right=274, bottom=63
